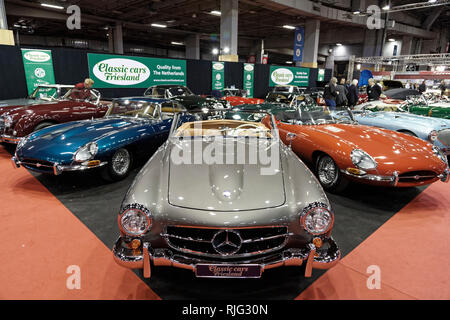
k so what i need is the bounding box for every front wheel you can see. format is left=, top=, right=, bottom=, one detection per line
left=315, top=154, right=349, bottom=193
left=101, top=148, right=132, bottom=181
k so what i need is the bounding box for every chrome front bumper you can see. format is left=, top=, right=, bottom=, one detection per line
left=438, top=168, right=450, bottom=183
left=1, top=135, right=20, bottom=144
left=112, top=237, right=341, bottom=279
left=341, top=169, right=400, bottom=186
left=11, top=156, right=107, bottom=175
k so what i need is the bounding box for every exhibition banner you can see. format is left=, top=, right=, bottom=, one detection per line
left=212, top=61, right=225, bottom=90
left=87, top=53, right=186, bottom=88
left=243, top=63, right=254, bottom=97
left=269, top=65, right=310, bottom=87
left=318, top=69, right=325, bottom=81
left=293, top=27, right=304, bottom=62
left=21, top=49, right=56, bottom=95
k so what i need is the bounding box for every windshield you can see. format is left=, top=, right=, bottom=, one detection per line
left=29, top=86, right=71, bottom=101
left=63, top=88, right=99, bottom=103
left=107, top=100, right=184, bottom=119
left=168, top=86, right=193, bottom=97
left=170, top=110, right=278, bottom=139
left=275, top=107, right=353, bottom=125
left=266, top=92, right=293, bottom=103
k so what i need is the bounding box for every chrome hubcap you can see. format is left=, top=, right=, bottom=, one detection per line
left=318, top=157, right=338, bottom=186
left=112, top=149, right=130, bottom=175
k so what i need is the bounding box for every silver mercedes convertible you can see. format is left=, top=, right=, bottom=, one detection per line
left=112, top=110, right=340, bottom=279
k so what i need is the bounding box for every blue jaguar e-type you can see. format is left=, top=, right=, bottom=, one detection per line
left=12, top=98, right=186, bottom=181
left=333, top=108, right=450, bottom=157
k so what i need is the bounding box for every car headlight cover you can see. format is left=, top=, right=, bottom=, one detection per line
left=4, top=115, right=13, bottom=128
left=432, top=146, right=448, bottom=165
left=301, top=203, right=333, bottom=235
left=74, top=142, right=98, bottom=162
left=351, top=149, right=377, bottom=170
left=119, top=204, right=151, bottom=236
left=428, top=130, right=438, bottom=142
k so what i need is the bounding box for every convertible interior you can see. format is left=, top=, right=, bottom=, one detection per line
left=174, top=120, right=273, bottom=138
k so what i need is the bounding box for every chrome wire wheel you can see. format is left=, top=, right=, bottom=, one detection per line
left=111, top=148, right=131, bottom=176
left=317, top=156, right=339, bottom=187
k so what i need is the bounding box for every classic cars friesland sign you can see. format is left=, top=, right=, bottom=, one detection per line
left=21, top=49, right=56, bottom=95
left=269, top=65, right=309, bottom=87
left=212, top=61, right=225, bottom=90
left=243, top=63, right=254, bottom=97
left=87, top=53, right=186, bottom=88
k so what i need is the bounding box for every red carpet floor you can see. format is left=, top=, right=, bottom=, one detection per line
left=297, top=180, right=450, bottom=300
left=0, top=147, right=160, bottom=299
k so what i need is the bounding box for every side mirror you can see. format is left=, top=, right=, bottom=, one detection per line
left=286, top=132, right=296, bottom=148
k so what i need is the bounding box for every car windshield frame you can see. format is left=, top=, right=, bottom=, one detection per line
left=275, top=106, right=355, bottom=126
left=105, top=99, right=185, bottom=121
left=168, top=109, right=280, bottom=141
left=29, top=85, right=73, bottom=101
left=61, top=88, right=101, bottom=104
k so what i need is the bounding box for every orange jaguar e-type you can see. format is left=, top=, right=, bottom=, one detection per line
left=263, top=108, right=449, bottom=192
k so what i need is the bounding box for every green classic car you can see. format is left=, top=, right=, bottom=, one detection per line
left=406, top=96, right=450, bottom=119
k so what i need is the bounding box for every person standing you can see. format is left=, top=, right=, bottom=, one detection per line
left=72, top=78, right=95, bottom=100
left=324, top=77, right=338, bottom=110
left=347, top=79, right=359, bottom=109
left=336, top=82, right=348, bottom=107
left=439, top=80, right=447, bottom=96
left=367, top=78, right=382, bottom=101
left=418, top=80, right=426, bottom=93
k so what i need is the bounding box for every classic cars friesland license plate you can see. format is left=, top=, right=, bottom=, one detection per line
left=195, top=264, right=262, bottom=278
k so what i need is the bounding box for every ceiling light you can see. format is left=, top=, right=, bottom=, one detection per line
left=428, top=0, right=437, bottom=3
left=171, top=41, right=184, bottom=46
left=210, top=10, right=221, bottom=16
left=353, top=10, right=361, bottom=15
left=41, top=3, right=64, bottom=10
left=285, top=61, right=293, bottom=64
left=283, top=25, right=295, bottom=30
left=382, top=5, right=390, bottom=10
left=336, top=43, right=342, bottom=46
left=223, top=47, right=230, bottom=54
left=388, top=38, right=395, bottom=42
left=151, top=23, right=167, bottom=28
left=212, top=48, right=219, bottom=55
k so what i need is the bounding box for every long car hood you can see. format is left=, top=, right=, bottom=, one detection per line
left=0, top=98, right=47, bottom=114
left=172, top=95, right=210, bottom=106
left=307, top=123, right=434, bottom=161
left=18, top=118, right=140, bottom=163
left=168, top=139, right=285, bottom=211
left=358, top=112, right=450, bottom=129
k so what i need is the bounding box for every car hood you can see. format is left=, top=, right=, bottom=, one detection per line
left=0, top=98, right=47, bottom=114
left=172, top=95, right=220, bottom=107
left=18, top=117, right=142, bottom=163
left=360, top=112, right=450, bottom=129
left=167, top=139, right=285, bottom=211
left=307, top=123, right=434, bottom=161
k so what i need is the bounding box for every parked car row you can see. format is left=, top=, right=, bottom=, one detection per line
left=1, top=83, right=449, bottom=280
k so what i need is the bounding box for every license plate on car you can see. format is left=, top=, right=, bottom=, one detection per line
left=195, top=264, right=262, bottom=278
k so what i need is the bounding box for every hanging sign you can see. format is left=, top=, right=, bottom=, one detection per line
left=87, top=53, right=186, bottom=88
left=318, top=69, right=325, bottom=81
left=243, top=63, right=254, bottom=97
left=21, top=49, right=56, bottom=95
left=293, top=27, right=304, bottom=62
left=212, top=61, right=225, bottom=90
left=269, top=65, right=310, bottom=87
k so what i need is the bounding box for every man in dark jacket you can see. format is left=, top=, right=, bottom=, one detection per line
left=418, top=80, right=426, bottom=93
left=323, top=77, right=338, bottom=110
left=347, top=79, right=359, bottom=108
left=336, top=84, right=348, bottom=107
left=367, top=78, right=382, bottom=101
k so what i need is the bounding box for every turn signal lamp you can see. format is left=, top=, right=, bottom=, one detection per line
left=87, top=160, right=100, bottom=167
left=312, top=237, right=323, bottom=248
left=131, top=239, right=142, bottom=250
left=346, top=167, right=366, bottom=175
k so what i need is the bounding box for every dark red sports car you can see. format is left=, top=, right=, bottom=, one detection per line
left=0, top=84, right=110, bottom=144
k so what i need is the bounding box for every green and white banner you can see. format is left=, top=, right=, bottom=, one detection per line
left=269, top=65, right=310, bottom=87
left=243, top=63, right=254, bottom=97
left=87, top=53, right=186, bottom=88
left=212, top=61, right=225, bottom=90
left=318, top=68, right=325, bottom=81
left=21, top=49, right=56, bottom=95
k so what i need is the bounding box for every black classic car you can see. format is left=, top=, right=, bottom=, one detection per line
left=144, top=85, right=230, bottom=110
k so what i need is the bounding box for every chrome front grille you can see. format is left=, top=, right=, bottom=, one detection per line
left=0, top=117, right=5, bottom=133
left=162, top=226, right=290, bottom=259
left=399, top=170, right=436, bottom=183
left=20, top=158, right=55, bottom=173
left=437, top=129, right=450, bottom=146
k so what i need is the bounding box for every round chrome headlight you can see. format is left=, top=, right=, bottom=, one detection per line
left=428, top=130, right=438, bottom=142
left=74, top=142, right=98, bottom=162
left=351, top=149, right=377, bottom=170
left=4, top=115, right=13, bottom=128
left=301, top=203, right=334, bottom=235
left=432, top=146, right=448, bottom=165
left=119, top=204, right=151, bottom=236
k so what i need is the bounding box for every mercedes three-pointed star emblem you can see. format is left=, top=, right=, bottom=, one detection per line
left=212, top=230, right=242, bottom=255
